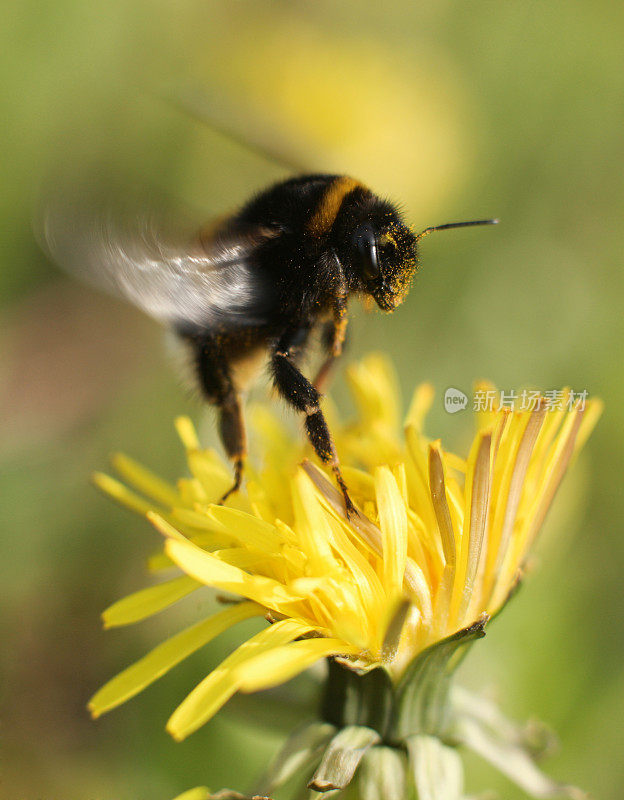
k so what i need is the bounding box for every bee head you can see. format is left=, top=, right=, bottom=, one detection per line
left=347, top=208, right=418, bottom=312
left=329, top=189, right=418, bottom=312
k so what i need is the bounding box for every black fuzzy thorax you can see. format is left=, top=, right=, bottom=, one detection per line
left=234, top=174, right=347, bottom=326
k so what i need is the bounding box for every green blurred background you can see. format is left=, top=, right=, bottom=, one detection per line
left=2, top=1, right=623, bottom=798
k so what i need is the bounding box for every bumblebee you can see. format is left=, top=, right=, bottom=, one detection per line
left=40, top=173, right=496, bottom=514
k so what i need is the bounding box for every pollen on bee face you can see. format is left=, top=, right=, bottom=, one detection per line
left=378, top=231, right=396, bottom=247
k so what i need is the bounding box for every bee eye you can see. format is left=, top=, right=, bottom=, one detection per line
left=352, top=224, right=379, bottom=282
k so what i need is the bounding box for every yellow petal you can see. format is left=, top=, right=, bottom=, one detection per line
left=92, top=472, right=154, bottom=516
left=325, top=515, right=386, bottom=622
left=484, top=407, right=546, bottom=604
left=205, top=505, right=284, bottom=552
left=375, top=466, right=408, bottom=596
left=574, top=398, right=603, bottom=454
left=111, top=453, right=180, bottom=508
left=177, top=477, right=209, bottom=505
left=147, top=550, right=174, bottom=572
left=175, top=416, right=200, bottom=450
left=405, top=382, right=435, bottom=433
left=171, top=788, right=210, bottom=800
left=450, top=433, right=492, bottom=628
left=90, top=601, right=262, bottom=717
left=147, top=511, right=188, bottom=542
left=402, top=558, right=433, bottom=628
left=291, top=469, right=336, bottom=571
left=102, top=575, right=201, bottom=628
left=519, top=408, right=585, bottom=556
left=339, top=466, right=376, bottom=501
left=428, top=445, right=456, bottom=567
left=187, top=451, right=233, bottom=500
left=165, top=538, right=303, bottom=611
left=235, top=637, right=359, bottom=693
left=303, top=462, right=383, bottom=558
left=166, top=619, right=314, bottom=740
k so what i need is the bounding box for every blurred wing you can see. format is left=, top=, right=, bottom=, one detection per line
left=37, top=189, right=276, bottom=330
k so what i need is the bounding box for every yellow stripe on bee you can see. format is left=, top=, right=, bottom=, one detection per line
left=307, top=176, right=363, bottom=237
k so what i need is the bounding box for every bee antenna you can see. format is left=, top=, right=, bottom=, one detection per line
left=163, top=86, right=310, bottom=174
left=416, top=218, right=499, bottom=241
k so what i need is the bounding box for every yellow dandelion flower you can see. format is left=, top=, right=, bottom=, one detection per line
left=88, top=355, right=601, bottom=757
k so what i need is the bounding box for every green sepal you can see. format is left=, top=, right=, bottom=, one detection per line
left=406, top=734, right=464, bottom=800
left=356, top=746, right=407, bottom=800
left=452, top=694, right=586, bottom=799
left=322, top=658, right=395, bottom=736
left=309, top=725, right=381, bottom=792
left=392, top=615, right=488, bottom=740
left=252, top=721, right=336, bottom=797
left=451, top=686, right=558, bottom=760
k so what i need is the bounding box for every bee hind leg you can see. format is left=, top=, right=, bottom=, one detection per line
left=193, top=334, right=247, bottom=503
left=218, top=391, right=247, bottom=504
left=272, top=333, right=355, bottom=518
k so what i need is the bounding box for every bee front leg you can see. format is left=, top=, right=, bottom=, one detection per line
left=314, top=317, right=348, bottom=393
left=271, top=331, right=355, bottom=517
left=313, top=289, right=348, bottom=394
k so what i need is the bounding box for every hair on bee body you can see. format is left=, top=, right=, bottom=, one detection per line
left=39, top=172, right=497, bottom=515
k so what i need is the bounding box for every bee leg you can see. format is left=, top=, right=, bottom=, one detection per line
left=314, top=295, right=348, bottom=393
left=194, top=336, right=247, bottom=503
left=272, top=333, right=356, bottom=518
left=218, top=391, right=247, bottom=504
left=314, top=321, right=349, bottom=393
